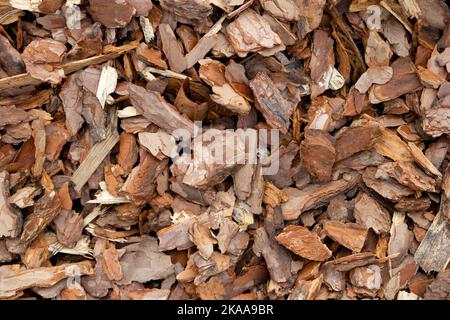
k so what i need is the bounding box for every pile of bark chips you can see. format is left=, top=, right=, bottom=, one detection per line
left=0, top=0, right=449, bottom=300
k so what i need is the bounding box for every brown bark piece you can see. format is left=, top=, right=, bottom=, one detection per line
left=225, top=9, right=281, bottom=58
left=1, top=0, right=449, bottom=301
left=102, top=242, right=123, bottom=281
left=377, top=161, right=438, bottom=192
left=126, top=0, right=153, bottom=16
left=363, top=167, right=415, bottom=201
left=324, top=252, right=378, bottom=272
left=53, top=209, right=83, bottom=248
left=160, top=0, right=212, bottom=26
left=121, top=149, right=168, bottom=205
left=138, top=131, right=177, bottom=160
left=417, top=66, right=445, bottom=89
left=0, top=261, right=93, bottom=297
left=310, top=29, right=335, bottom=98
left=182, top=130, right=245, bottom=189
left=233, top=163, right=255, bottom=201
left=18, top=191, right=62, bottom=248
left=423, top=269, right=450, bottom=300
left=157, top=218, right=195, bottom=251
left=281, top=172, right=360, bottom=220
left=275, top=225, right=332, bottom=261
left=21, top=39, right=66, bottom=84
left=354, top=192, right=391, bottom=234
left=365, top=31, right=393, bottom=67
left=355, top=66, right=393, bottom=94
left=0, top=33, right=25, bottom=76
left=253, top=227, right=292, bottom=284
left=137, top=45, right=168, bottom=69
left=407, top=142, right=442, bottom=177
left=349, top=265, right=382, bottom=291
left=45, top=122, right=70, bottom=161
left=117, top=132, right=138, bottom=174
left=322, top=220, right=368, bottom=253
left=0, top=171, right=22, bottom=238
left=414, top=195, right=450, bottom=273
left=370, top=58, right=422, bottom=103
left=374, top=127, right=414, bottom=162
left=0, top=105, right=35, bottom=127
left=128, top=83, right=195, bottom=136
left=296, top=0, right=326, bottom=39
left=422, top=105, right=450, bottom=138
left=119, top=236, right=174, bottom=285
left=159, top=23, right=187, bottom=73
left=249, top=72, right=294, bottom=134
left=59, top=73, right=84, bottom=137
left=335, top=125, right=380, bottom=161
left=300, top=129, right=336, bottom=182
left=89, top=0, right=135, bottom=28
left=263, top=181, right=288, bottom=208
left=259, top=0, right=301, bottom=21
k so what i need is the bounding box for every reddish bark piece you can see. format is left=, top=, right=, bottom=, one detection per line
left=335, top=126, right=380, bottom=161
left=296, top=0, right=326, bottom=39
left=89, top=0, right=136, bottom=28
left=102, top=242, right=123, bottom=281
left=310, top=29, right=335, bottom=98
left=45, top=122, right=70, bottom=161
left=354, top=192, right=391, bottom=234
left=259, top=0, right=301, bottom=21
left=275, top=225, right=332, bottom=261
left=225, top=9, right=281, bottom=58
left=137, top=45, right=168, bottom=69
left=281, top=172, right=360, bottom=220
left=157, top=218, right=195, bottom=251
left=18, top=192, right=62, bottom=247
left=117, top=132, right=138, bottom=174
left=59, top=73, right=84, bottom=137
left=377, top=161, right=438, bottom=192
left=121, top=149, right=168, bottom=205
left=128, top=83, right=195, bottom=136
left=363, top=167, right=415, bottom=201
left=0, top=261, right=93, bottom=297
left=126, top=0, right=153, bottom=16
left=322, top=220, right=368, bottom=253
left=370, top=58, right=422, bottom=103
left=300, top=129, right=336, bottom=182
left=22, top=39, right=66, bottom=83
left=160, top=0, right=212, bottom=26
left=53, top=209, right=82, bottom=248
left=159, top=24, right=187, bottom=73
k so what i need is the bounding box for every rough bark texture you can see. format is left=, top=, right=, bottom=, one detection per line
left=0, top=0, right=449, bottom=301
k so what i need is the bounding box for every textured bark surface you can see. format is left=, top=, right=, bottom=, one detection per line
left=0, top=0, right=450, bottom=301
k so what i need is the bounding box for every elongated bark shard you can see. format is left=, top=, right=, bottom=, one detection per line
left=128, top=83, right=196, bottom=137
left=276, top=225, right=332, bottom=261
left=0, top=261, right=93, bottom=296
left=414, top=195, right=450, bottom=273
left=0, top=172, right=22, bottom=238
left=249, top=72, right=294, bottom=134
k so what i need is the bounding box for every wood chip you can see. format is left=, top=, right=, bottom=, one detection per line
left=323, top=220, right=368, bottom=253
left=276, top=225, right=332, bottom=261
